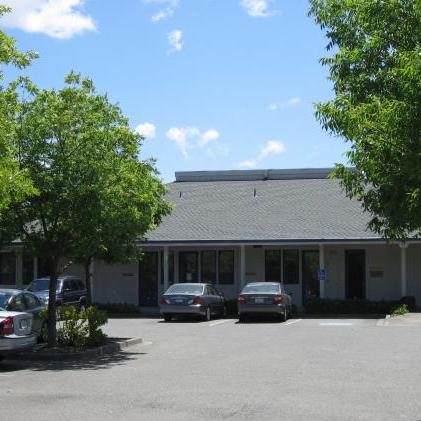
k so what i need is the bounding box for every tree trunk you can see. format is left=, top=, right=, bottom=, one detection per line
left=85, top=256, right=93, bottom=304
left=47, top=256, right=59, bottom=347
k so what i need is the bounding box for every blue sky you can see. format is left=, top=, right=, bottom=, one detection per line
left=1, top=0, right=349, bottom=182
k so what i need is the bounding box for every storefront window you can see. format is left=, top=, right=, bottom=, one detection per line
left=23, top=255, right=34, bottom=285
left=218, top=251, right=234, bottom=284
left=265, top=250, right=281, bottom=282
left=0, top=253, right=16, bottom=285
left=283, top=249, right=299, bottom=284
left=201, top=251, right=216, bottom=284
left=179, top=251, right=198, bottom=282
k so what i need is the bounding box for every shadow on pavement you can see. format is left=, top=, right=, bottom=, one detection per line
left=0, top=350, right=145, bottom=373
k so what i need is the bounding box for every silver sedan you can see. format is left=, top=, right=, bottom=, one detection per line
left=0, top=309, right=37, bottom=360
left=159, top=283, right=226, bottom=322
left=237, top=282, right=292, bottom=322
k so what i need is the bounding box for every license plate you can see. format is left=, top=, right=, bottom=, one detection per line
left=255, top=298, right=265, bottom=304
left=19, top=319, right=31, bottom=329
left=175, top=299, right=184, bottom=303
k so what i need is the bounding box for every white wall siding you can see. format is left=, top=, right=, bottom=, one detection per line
left=93, top=261, right=139, bottom=305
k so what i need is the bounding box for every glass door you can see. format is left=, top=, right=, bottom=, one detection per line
left=139, top=252, right=159, bottom=306
left=302, top=250, right=320, bottom=303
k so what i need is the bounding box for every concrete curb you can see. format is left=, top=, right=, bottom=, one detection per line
left=7, top=337, right=143, bottom=362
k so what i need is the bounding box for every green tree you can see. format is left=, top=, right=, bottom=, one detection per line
left=0, top=6, right=37, bottom=221
left=309, top=0, right=421, bottom=240
left=2, top=73, right=171, bottom=346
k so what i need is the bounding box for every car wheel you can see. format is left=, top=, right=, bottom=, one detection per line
left=40, top=322, right=48, bottom=343
left=239, top=314, right=247, bottom=323
left=203, top=306, right=211, bottom=322
left=163, top=314, right=172, bottom=322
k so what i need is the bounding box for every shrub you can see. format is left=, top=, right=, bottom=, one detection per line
left=304, top=298, right=415, bottom=315
left=56, top=305, right=108, bottom=349
left=82, top=306, right=108, bottom=347
left=57, top=306, right=89, bottom=349
left=400, top=296, right=416, bottom=311
left=392, top=304, right=409, bottom=316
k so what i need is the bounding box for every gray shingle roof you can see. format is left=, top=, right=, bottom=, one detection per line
left=144, top=170, right=379, bottom=243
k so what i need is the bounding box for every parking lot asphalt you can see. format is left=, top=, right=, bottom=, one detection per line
left=1, top=315, right=421, bottom=421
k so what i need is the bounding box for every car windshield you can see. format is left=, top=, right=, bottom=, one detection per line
left=26, top=279, right=61, bottom=292
left=166, top=284, right=204, bottom=295
left=242, top=284, right=280, bottom=294
left=0, top=293, right=12, bottom=309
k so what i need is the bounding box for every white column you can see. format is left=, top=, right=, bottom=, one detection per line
left=240, top=245, right=246, bottom=288
left=400, top=243, right=408, bottom=297
left=319, top=244, right=326, bottom=298
left=163, top=246, right=169, bottom=291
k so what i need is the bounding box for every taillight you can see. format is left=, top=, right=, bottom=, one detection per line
left=273, top=294, right=283, bottom=304
left=159, top=297, right=167, bottom=305
left=0, top=317, right=14, bottom=335
left=238, top=295, right=246, bottom=304
left=192, top=296, right=202, bottom=305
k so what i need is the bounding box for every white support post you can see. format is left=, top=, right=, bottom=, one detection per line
left=319, top=244, right=326, bottom=299
left=400, top=243, right=408, bottom=297
left=240, top=245, right=246, bottom=289
left=163, top=246, right=169, bottom=291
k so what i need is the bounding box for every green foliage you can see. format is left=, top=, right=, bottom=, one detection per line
left=309, top=0, right=421, bottom=240
left=305, top=296, right=416, bottom=315
left=57, top=306, right=89, bottom=349
left=57, top=305, right=108, bottom=349
left=391, top=303, right=409, bottom=316
left=83, top=306, right=108, bottom=346
left=0, top=8, right=37, bottom=222
left=0, top=72, right=171, bottom=346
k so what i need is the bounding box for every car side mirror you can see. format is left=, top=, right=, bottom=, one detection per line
left=286, top=291, right=293, bottom=296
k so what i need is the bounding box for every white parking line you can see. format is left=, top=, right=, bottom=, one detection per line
left=285, top=318, right=302, bottom=326
left=319, top=322, right=353, bottom=326
left=208, top=319, right=231, bottom=327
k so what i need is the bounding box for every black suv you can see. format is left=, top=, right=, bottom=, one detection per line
left=26, top=276, right=88, bottom=311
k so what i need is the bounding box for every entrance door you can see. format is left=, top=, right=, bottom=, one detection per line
left=302, top=250, right=320, bottom=303
left=345, top=250, right=366, bottom=299
left=139, top=252, right=159, bottom=306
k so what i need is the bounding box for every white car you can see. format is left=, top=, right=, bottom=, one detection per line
left=0, top=308, right=37, bottom=360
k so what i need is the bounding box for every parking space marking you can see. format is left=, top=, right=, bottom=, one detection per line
left=319, top=322, right=353, bottom=326
left=285, top=318, right=302, bottom=326
left=208, top=320, right=232, bottom=327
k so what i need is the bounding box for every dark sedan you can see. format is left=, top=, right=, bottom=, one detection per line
left=159, top=283, right=226, bottom=322
left=237, top=282, right=292, bottom=322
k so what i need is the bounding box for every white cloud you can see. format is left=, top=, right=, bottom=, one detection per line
left=287, top=96, right=301, bottom=106
left=144, top=0, right=179, bottom=22
left=168, top=29, right=183, bottom=52
left=135, top=122, right=156, bottom=139
left=198, top=129, right=220, bottom=147
left=166, top=127, right=199, bottom=157
left=240, top=0, right=277, bottom=17
left=238, top=159, right=258, bottom=169
left=238, top=140, right=286, bottom=168
left=268, top=96, right=301, bottom=111
left=259, top=140, right=286, bottom=159
left=1, top=0, right=95, bottom=39
left=166, top=127, right=222, bottom=157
